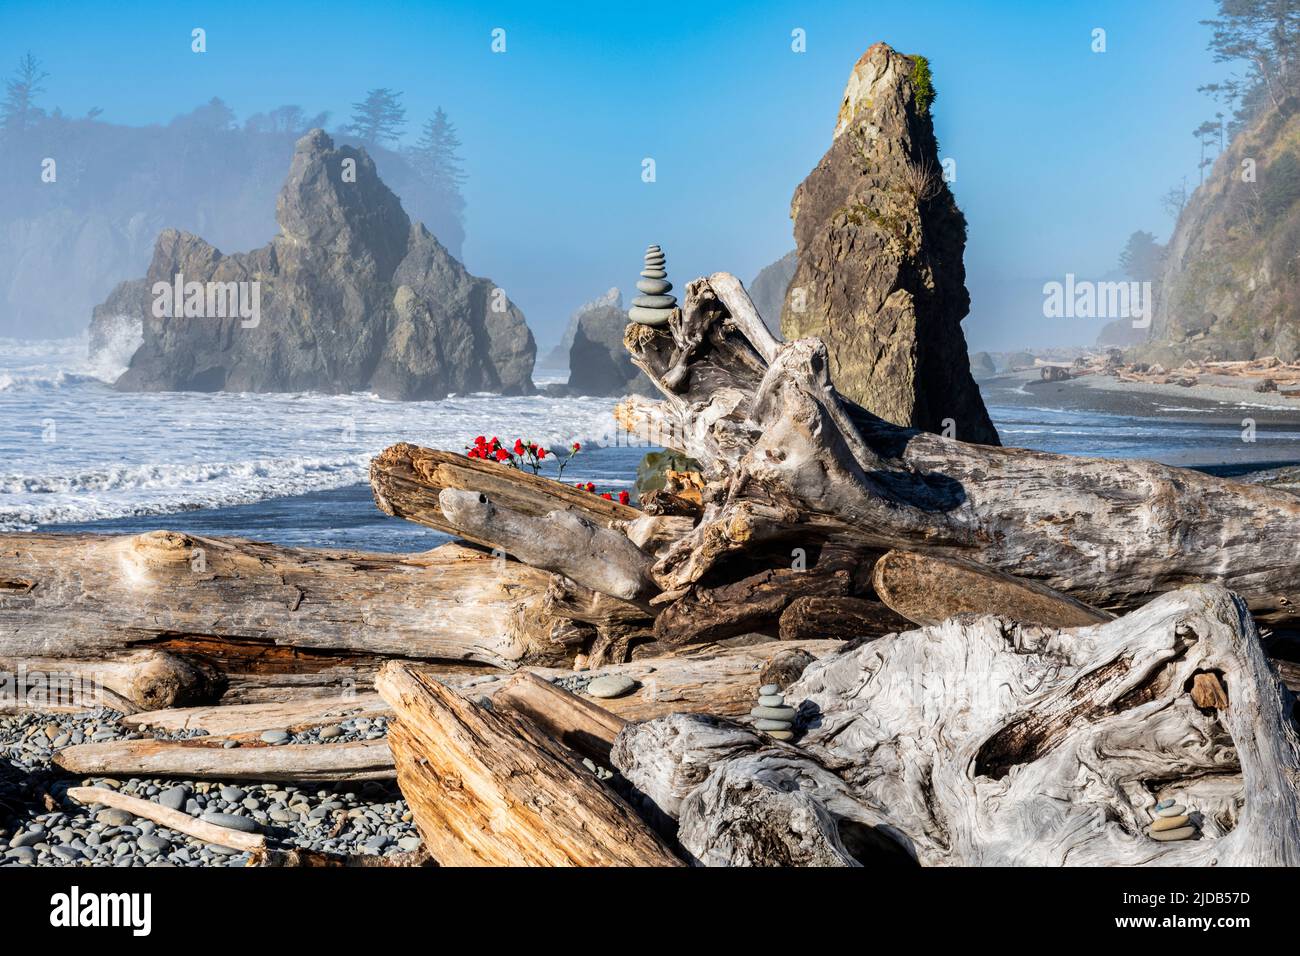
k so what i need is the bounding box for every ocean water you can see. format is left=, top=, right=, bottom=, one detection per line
left=3, top=336, right=1300, bottom=551
left=0, top=334, right=646, bottom=548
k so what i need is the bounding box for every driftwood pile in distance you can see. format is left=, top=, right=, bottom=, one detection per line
left=2, top=272, right=1299, bottom=865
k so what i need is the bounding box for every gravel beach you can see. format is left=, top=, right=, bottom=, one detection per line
left=0, top=708, right=422, bottom=867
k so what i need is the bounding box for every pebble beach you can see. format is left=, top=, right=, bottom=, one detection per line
left=0, top=709, right=420, bottom=867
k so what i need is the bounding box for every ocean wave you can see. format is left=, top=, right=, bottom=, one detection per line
left=0, top=454, right=369, bottom=531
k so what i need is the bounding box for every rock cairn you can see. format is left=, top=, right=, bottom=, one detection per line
left=751, top=683, right=797, bottom=740
left=628, top=244, right=677, bottom=326
left=1147, top=799, right=1198, bottom=842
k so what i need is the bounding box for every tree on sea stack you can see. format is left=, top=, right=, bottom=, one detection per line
left=782, top=43, right=999, bottom=445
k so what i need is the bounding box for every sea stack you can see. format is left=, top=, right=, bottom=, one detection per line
left=783, top=43, right=1000, bottom=445
left=628, top=244, right=677, bottom=326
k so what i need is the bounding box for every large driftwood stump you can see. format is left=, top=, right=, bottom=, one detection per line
left=376, top=661, right=681, bottom=866
left=613, top=585, right=1300, bottom=866
left=619, top=273, right=1300, bottom=625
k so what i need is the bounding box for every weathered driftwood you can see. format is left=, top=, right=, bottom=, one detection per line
left=778, top=595, right=912, bottom=641
left=491, top=671, right=627, bottom=763
left=618, top=273, right=1300, bottom=625
left=54, top=737, right=394, bottom=782
left=375, top=661, right=682, bottom=866
left=122, top=639, right=839, bottom=742
left=613, top=585, right=1300, bottom=866
left=0, top=534, right=576, bottom=704
left=370, top=442, right=638, bottom=544
left=651, top=549, right=857, bottom=646
left=439, top=488, right=656, bottom=602
left=66, top=786, right=267, bottom=852
left=125, top=693, right=391, bottom=736
left=871, top=549, right=1112, bottom=628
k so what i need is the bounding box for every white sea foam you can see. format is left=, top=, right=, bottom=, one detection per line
left=0, top=336, right=628, bottom=531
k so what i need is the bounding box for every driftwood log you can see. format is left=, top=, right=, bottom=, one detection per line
left=375, top=661, right=681, bottom=866
left=871, top=549, right=1112, bottom=628
left=612, top=585, right=1300, bottom=866
left=54, top=736, right=394, bottom=782
left=65, top=786, right=267, bottom=853
left=617, top=272, right=1300, bottom=625
left=0, top=534, right=592, bottom=706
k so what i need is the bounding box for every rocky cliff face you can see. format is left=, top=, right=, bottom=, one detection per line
left=543, top=287, right=622, bottom=368
left=102, top=130, right=533, bottom=397
left=1145, top=101, right=1300, bottom=363
left=564, top=295, right=653, bottom=396
left=782, top=43, right=999, bottom=445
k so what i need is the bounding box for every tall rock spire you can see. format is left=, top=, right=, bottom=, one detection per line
left=782, top=43, right=999, bottom=446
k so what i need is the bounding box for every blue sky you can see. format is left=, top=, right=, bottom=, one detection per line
left=0, top=0, right=1230, bottom=350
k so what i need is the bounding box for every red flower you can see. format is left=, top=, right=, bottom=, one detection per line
left=467, top=448, right=479, bottom=459
left=537, top=447, right=546, bottom=459
left=601, top=493, right=612, bottom=500
left=513, top=439, right=525, bottom=455
left=572, top=442, right=581, bottom=452
left=585, top=482, right=596, bottom=492
left=474, top=435, right=486, bottom=447
left=618, top=490, right=630, bottom=505
left=494, top=448, right=509, bottom=461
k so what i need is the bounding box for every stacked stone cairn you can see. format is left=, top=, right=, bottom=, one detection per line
left=752, top=683, right=797, bottom=740
left=1147, top=799, right=1198, bottom=842
left=628, top=244, right=677, bottom=326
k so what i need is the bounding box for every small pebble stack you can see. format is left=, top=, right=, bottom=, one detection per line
left=628, top=244, right=677, bottom=326
left=1147, top=798, right=1198, bottom=842
left=751, top=684, right=797, bottom=740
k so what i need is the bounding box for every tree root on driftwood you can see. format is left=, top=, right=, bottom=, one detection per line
left=619, top=273, right=1300, bottom=626
left=612, top=585, right=1300, bottom=866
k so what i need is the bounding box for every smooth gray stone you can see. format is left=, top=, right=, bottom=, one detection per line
left=52, top=845, right=83, bottom=862
left=159, top=786, right=189, bottom=811
left=759, top=684, right=780, bottom=695
left=750, top=705, right=797, bottom=720
left=260, top=730, right=290, bottom=744
left=96, top=808, right=134, bottom=827
left=269, top=807, right=296, bottom=824
left=363, top=834, right=390, bottom=851
left=632, top=294, right=677, bottom=308
left=636, top=278, right=672, bottom=295
left=587, top=675, right=639, bottom=699
left=755, top=718, right=793, bottom=731
left=645, top=245, right=661, bottom=252
left=643, top=259, right=666, bottom=270
left=397, top=835, right=422, bottom=852
left=200, top=811, right=259, bottom=834
left=1155, top=798, right=1175, bottom=810
left=767, top=729, right=795, bottom=741
left=640, top=268, right=667, bottom=279
left=628, top=305, right=673, bottom=326
left=222, top=740, right=240, bottom=749
left=4, top=847, right=36, bottom=864
left=220, top=786, right=246, bottom=803
left=1148, top=825, right=1196, bottom=842
left=10, top=828, right=45, bottom=849
left=643, top=252, right=665, bottom=262
left=318, top=725, right=343, bottom=740
left=758, top=694, right=785, bottom=707
left=1155, top=804, right=1186, bottom=818
left=137, top=834, right=170, bottom=854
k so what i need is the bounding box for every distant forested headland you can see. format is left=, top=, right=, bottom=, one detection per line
left=0, top=57, right=467, bottom=338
